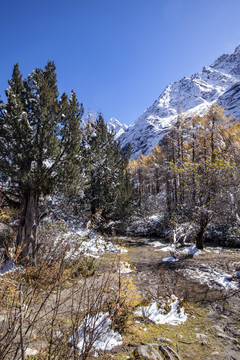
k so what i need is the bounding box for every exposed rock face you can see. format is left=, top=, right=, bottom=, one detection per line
left=218, top=82, right=240, bottom=115
left=106, top=117, right=128, bottom=139
left=119, top=45, right=240, bottom=159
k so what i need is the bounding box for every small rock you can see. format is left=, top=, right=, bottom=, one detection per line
left=157, top=336, right=173, bottom=345
left=217, top=333, right=237, bottom=343
left=134, top=344, right=163, bottom=360
left=211, top=352, right=219, bottom=356
left=220, top=315, right=229, bottom=320
left=211, top=325, right=224, bottom=333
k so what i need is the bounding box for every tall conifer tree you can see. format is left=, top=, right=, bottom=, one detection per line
left=0, top=62, right=83, bottom=264
left=80, top=114, right=133, bottom=221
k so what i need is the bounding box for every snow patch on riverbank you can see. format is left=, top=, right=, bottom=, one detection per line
left=178, top=265, right=239, bottom=290
left=69, top=312, right=122, bottom=355
left=135, top=295, right=187, bottom=325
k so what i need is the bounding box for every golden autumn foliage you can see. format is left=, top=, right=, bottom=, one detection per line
left=128, top=105, right=240, bottom=247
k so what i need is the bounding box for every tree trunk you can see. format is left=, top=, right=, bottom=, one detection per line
left=195, top=212, right=208, bottom=250
left=16, top=189, right=39, bottom=265
left=195, top=228, right=205, bottom=250
left=166, top=173, right=171, bottom=215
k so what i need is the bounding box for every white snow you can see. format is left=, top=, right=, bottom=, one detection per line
left=151, top=241, right=166, bottom=247
left=205, top=246, right=240, bottom=254
left=25, top=348, right=38, bottom=356
left=156, top=245, right=174, bottom=252
left=0, top=260, right=15, bottom=275
left=118, top=261, right=134, bottom=274
left=0, top=260, right=22, bottom=277
left=50, top=222, right=128, bottom=260
left=135, top=295, right=187, bottom=325
left=70, top=312, right=122, bottom=354
left=107, top=117, right=128, bottom=139
left=176, top=245, right=204, bottom=256
left=179, top=266, right=239, bottom=290
left=162, top=256, right=179, bottom=263
left=72, top=234, right=127, bottom=258
left=155, top=243, right=204, bottom=257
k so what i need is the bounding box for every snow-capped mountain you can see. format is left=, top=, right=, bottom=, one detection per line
left=120, top=45, right=240, bottom=159
left=107, top=117, right=128, bottom=139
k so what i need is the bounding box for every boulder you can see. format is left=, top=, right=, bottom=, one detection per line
left=133, top=344, right=163, bottom=360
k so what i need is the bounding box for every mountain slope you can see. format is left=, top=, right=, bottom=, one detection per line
left=107, top=117, right=128, bottom=139
left=120, top=45, right=240, bottom=159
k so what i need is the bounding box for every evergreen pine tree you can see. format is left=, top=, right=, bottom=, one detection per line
left=0, top=62, right=83, bottom=264
left=80, top=114, right=133, bottom=222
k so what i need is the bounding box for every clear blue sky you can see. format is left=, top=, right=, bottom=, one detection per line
left=0, top=0, right=240, bottom=125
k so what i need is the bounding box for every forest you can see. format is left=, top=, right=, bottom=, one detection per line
left=128, top=105, right=240, bottom=249
left=0, top=63, right=240, bottom=360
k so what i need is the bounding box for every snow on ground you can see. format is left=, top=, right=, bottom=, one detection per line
left=0, top=260, right=15, bottom=275
left=66, top=233, right=127, bottom=259
left=176, top=245, right=204, bottom=256
left=178, top=265, right=239, bottom=290
left=151, top=241, right=166, bottom=247
left=162, top=256, right=179, bottom=263
left=72, top=224, right=128, bottom=255
left=0, top=260, right=23, bottom=277
left=69, top=312, right=122, bottom=355
left=205, top=246, right=240, bottom=254
left=118, top=261, right=134, bottom=274
left=51, top=221, right=128, bottom=260
left=0, top=221, right=128, bottom=276
left=135, top=295, right=187, bottom=325
left=155, top=243, right=204, bottom=257
left=155, top=245, right=174, bottom=252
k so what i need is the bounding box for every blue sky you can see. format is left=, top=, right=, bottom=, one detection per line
left=0, top=0, right=240, bottom=125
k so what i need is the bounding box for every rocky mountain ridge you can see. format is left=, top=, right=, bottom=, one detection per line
left=106, top=117, right=128, bottom=139
left=118, top=45, right=240, bottom=159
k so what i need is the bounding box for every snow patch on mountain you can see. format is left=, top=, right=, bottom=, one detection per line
left=107, top=117, right=128, bottom=139
left=120, top=45, right=240, bottom=159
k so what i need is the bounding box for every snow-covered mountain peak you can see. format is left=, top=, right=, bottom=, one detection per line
left=120, top=45, right=240, bottom=159
left=211, top=48, right=240, bottom=78
left=107, top=117, right=128, bottom=139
